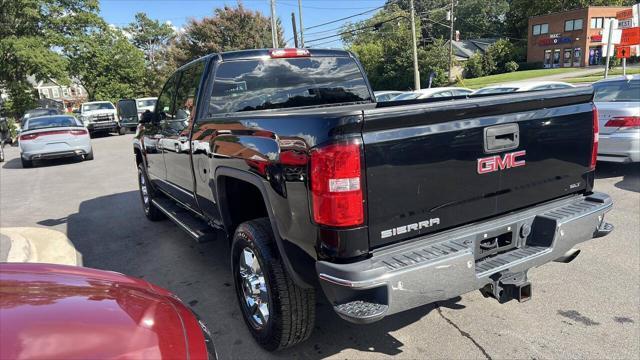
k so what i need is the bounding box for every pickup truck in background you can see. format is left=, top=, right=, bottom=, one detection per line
left=133, top=48, right=613, bottom=351
left=78, top=101, right=120, bottom=135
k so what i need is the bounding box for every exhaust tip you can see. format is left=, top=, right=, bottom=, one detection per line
left=554, top=249, right=581, bottom=263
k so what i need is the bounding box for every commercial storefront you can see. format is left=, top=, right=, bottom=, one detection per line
left=527, top=6, right=631, bottom=67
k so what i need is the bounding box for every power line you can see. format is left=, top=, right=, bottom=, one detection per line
left=306, top=15, right=404, bottom=43
left=304, top=2, right=395, bottom=31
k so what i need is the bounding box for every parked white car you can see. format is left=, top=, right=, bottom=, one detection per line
left=473, top=81, right=574, bottom=95
left=393, top=87, right=474, bottom=100
left=374, top=91, right=405, bottom=102
left=78, top=101, right=120, bottom=135
left=593, top=75, right=640, bottom=163
left=19, top=115, right=93, bottom=168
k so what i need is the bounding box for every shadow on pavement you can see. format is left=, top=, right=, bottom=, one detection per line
left=2, top=156, right=84, bottom=169
left=595, top=162, right=640, bottom=193
left=47, top=190, right=465, bottom=358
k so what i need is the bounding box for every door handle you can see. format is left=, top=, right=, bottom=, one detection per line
left=484, top=124, right=519, bottom=153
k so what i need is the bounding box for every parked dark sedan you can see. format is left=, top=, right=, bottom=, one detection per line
left=0, top=263, right=216, bottom=359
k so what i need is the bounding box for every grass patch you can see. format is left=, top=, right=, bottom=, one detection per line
left=564, top=67, right=640, bottom=83
left=457, top=68, right=583, bottom=89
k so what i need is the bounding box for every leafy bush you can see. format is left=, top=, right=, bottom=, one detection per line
left=504, top=61, right=519, bottom=72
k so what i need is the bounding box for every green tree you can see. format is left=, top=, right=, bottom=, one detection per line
left=172, top=3, right=285, bottom=65
left=66, top=26, right=146, bottom=103
left=0, top=0, right=101, bottom=117
left=344, top=5, right=452, bottom=90
left=125, top=12, right=175, bottom=95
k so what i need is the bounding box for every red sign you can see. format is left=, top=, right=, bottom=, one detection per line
left=620, top=27, right=640, bottom=46
left=616, top=46, right=631, bottom=58
left=591, top=34, right=603, bottom=42
left=616, top=9, right=633, bottom=20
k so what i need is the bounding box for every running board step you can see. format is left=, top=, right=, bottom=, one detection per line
left=334, top=300, right=388, bottom=324
left=151, top=197, right=217, bottom=243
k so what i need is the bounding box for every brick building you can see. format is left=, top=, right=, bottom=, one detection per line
left=527, top=6, right=631, bottom=68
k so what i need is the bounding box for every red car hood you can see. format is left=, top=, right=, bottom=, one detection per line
left=0, top=263, right=208, bottom=360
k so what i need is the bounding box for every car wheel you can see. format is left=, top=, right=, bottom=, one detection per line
left=21, top=158, right=33, bottom=168
left=118, top=127, right=126, bottom=135
left=137, top=163, right=165, bottom=221
left=84, top=149, right=94, bottom=161
left=231, top=218, right=315, bottom=351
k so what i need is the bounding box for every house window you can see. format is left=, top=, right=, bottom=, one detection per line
left=533, top=23, right=549, bottom=36
left=52, top=88, right=60, bottom=98
left=591, top=17, right=604, bottom=29
left=62, top=88, right=69, bottom=97
left=565, top=19, right=583, bottom=32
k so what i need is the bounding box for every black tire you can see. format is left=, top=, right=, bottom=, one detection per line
left=118, top=126, right=126, bottom=135
left=231, top=218, right=315, bottom=351
left=137, top=163, right=165, bottom=221
left=84, top=149, right=94, bottom=160
left=21, top=158, right=33, bottom=168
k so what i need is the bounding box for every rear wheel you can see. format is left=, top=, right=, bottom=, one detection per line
left=137, top=163, right=165, bottom=221
left=118, top=126, right=126, bottom=135
left=84, top=149, right=94, bottom=161
left=21, top=158, right=33, bottom=168
left=231, top=218, right=315, bottom=351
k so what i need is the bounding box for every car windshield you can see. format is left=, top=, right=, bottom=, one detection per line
left=593, top=80, right=640, bottom=102
left=208, top=56, right=372, bottom=114
left=393, top=93, right=419, bottom=100
left=83, top=103, right=114, bottom=111
left=25, top=116, right=81, bottom=131
left=137, top=99, right=156, bottom=108
left=474, top=87, right=519, bottom=95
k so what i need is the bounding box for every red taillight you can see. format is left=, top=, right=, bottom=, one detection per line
left=19, top=133, right=38, bottom=141
left=590, top=105, right=599, bottom=171
left=310, top=140, right=364, bottom=227
left=70, top=129, right=88, bottom=135
left=604, top=116, right=640, bottom=128
left=269, top=48, right=310, bottom=58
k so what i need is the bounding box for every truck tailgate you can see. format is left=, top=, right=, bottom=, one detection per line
left=362, top=88, right=595, bottom=248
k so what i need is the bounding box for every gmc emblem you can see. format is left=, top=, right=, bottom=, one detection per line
left=477, top=150, right=526, bottom=174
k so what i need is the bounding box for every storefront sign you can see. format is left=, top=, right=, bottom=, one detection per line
left=538, top=37, right=572, bottom=46
left=616, top=9, right=633, bottom=20
left=591, top=34, right=603, bottom=42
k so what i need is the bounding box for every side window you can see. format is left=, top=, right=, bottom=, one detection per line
left=156, top=74, right=178, bottom=121
left=174, top=61, right=205, bottom=123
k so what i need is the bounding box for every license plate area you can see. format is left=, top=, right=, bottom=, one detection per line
left=474, top=226, right=517, bottom=260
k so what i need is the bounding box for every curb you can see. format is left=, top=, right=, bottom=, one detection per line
left=0, top=227, right=83, bottom=266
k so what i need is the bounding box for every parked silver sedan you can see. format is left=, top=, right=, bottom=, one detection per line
left=19, top=115, right=93, bottom=168
left=593, top=75, right=640, bottom=163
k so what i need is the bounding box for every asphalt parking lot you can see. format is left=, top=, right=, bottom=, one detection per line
left=1, top=133, right=638, bottom=359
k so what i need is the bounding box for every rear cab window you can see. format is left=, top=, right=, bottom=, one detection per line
left=207, top=56, right=372, bottom=115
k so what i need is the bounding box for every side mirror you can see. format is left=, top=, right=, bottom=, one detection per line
left=140, top=110, right=155, bottom=124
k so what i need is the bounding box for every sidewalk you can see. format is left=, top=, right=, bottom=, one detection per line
left=0, top=227, right=82, bottom=266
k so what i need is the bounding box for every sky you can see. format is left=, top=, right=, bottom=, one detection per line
left=99, top=0, right=387, bottom=48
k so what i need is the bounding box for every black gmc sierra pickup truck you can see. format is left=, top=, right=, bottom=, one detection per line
left=133, top=48, right=614, bottom=351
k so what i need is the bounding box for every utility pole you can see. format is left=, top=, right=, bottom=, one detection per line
left=410, top=0, right=420, bottom=90
left=291, top=12, right=299, bottom=48
left=604, top=18, right=615, bottom=78
left=298, top=0, right=305, bottom=47
left=270, top=0, right=279, bottom=48
left=448, top=0, right=455, bottom=82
